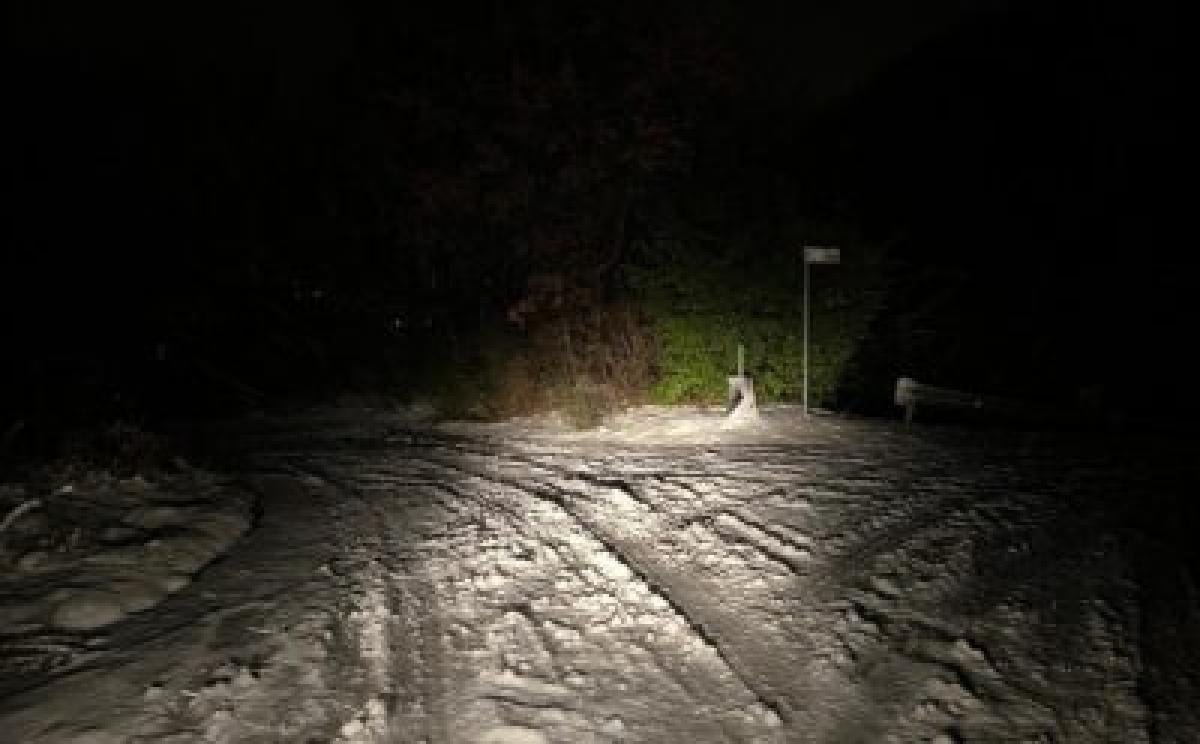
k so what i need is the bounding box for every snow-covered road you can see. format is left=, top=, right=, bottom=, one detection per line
left=2, top=407, right=1196, bottom=742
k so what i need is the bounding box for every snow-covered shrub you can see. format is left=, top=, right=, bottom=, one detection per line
left=425, top=303, right=654, bottom=426
left=59, top=420, right=171, bottom=477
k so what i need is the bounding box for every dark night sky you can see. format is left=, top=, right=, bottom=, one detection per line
left=5, top=0, right=1190, bottom=430
left=725, top=0, right=1015, bottom=101
left=10, top=1, right=1008, bottom=112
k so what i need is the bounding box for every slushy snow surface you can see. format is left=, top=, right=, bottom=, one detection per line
left=2, top=405, right=1197, bottom=742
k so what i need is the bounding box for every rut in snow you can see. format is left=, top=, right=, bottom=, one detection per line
left=2, top=410, right=1184, bottom=743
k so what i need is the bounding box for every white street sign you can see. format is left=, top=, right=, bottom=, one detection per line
left=804, top=246, right=841, bottom=264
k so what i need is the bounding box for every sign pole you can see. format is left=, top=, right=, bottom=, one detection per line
left=801, top=246, right=841, bottom=417
left=803, top=257, right=810, bottom=415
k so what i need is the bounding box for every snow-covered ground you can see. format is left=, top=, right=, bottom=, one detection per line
left=1, top=406, right=1197, bottom=742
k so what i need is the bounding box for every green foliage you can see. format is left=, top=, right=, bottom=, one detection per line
left=648, top=315, right=728, bottom=402
left=629, top=227, right=886, bottom=408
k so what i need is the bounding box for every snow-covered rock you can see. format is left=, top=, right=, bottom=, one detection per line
left=98, top=526, right=141, bottom=545
left=122, top=505, right=193, bottom=530
left=475, top=725, right=549, bottom=744
left=50, top=589, right=126, bottom=631
left=109, top=579, right=168, bottom=614
left=16, top=550, right=54, bottom=572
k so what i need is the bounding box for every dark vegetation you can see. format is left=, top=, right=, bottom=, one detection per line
left=4, top=0, right=1187, bottom=456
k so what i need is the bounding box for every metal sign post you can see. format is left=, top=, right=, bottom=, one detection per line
left=802, top=246, right=841, bottom=415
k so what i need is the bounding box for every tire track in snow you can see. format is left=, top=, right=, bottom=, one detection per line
left=2, top=415, right=1159, bottom=743
left=285, top=443, right=780, bottom=741
left=429, top=450, right=802, bottom=728
left=442, top=433, right=1151, bottom=743
left=418, top=451, right=787, bottom=742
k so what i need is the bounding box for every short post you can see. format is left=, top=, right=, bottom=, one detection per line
left=895, top=376, right=918, bottom=425
left=726, top=342, right=758, bottom=425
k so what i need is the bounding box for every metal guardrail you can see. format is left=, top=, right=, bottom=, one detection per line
left=895, top=376, right=1047, bottom=425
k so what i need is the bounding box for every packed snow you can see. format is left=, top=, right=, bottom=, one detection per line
left=2, top=405, right=1197, bottom=742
